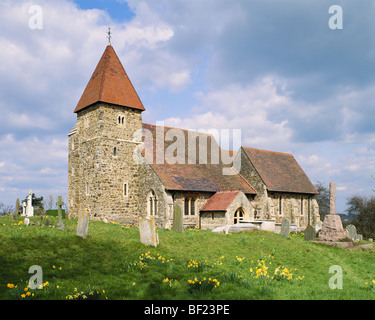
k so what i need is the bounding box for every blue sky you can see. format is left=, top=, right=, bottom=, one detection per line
left=0, top=0, right=375, bottom=213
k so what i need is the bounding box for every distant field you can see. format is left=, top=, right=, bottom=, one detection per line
left=1, top=215, right=375, bottom=300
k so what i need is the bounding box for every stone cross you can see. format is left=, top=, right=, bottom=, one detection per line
left=56, top=196, right=65, bottom=230
left=329, top=182, right=336, bottom=215
left=25, top=190, right=34, bottom=217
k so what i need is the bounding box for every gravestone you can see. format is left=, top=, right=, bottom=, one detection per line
left=25, top=190, right=34, bottom=217
left=280, top=219, right=290, bottom=237
left=24, top=218, right=30, bottom=226
left=304, top=225, right=316, bottom=241
left=346, top=224, right=357, bottom=241
left=76, top=209, right=90, bottom=239
left=139, top=216, right=159, bottom=247
left=55, top=196, right=65, bottom=230
left=172, top=204, right=183, bottom=232
left=21, top=201, right=26, bottom=216
left=45, top=219, right=51, bottom=227
left=14, top=198, right=20, bottom=218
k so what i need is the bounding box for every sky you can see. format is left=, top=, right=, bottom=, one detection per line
left=0, top=0, right=375, bottom=213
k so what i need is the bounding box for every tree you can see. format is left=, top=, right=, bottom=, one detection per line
left=346, top=195, right=375, bottom=239
left=315, top=181, right=330, bottom=221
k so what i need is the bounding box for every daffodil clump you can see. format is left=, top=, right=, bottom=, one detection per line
left=248, top=256, right=304, bottom=283
left=139, top=252, right=173, bottom=266
left=187, top=257, right=223, bottom=272
left=6, top=282, right=50, bottom=300
left=187, top=277, right=220, bottom=294
left=364, top=280, right=375, bottom=291
left=124, top=252, right=173, bottom=272
left=66, top=288, right=107, bottom=300
left=161, top=278, right=179, bottom=292
left=123, top=259, right=148, bottom=273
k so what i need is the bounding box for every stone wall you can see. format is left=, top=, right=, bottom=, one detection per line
left=68, top=103, right=143, bottom=222
left=237, top=148, right=320, bottom=229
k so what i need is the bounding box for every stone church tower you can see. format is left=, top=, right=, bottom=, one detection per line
left=68, top=44, right=145, bottom=222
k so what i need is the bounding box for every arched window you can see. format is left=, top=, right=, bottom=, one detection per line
left=118, top=115, right=125, bottom=126
left=190, top=198, right=196, bottom=215
left=234, top=208, right=244, bottom=224
left=184, top=198, right=189, bottom=215
left=147, top=190, right=157, bottom=216
left=113, top=147, right=117, bottom=156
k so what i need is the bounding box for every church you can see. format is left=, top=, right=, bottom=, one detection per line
left=68, top=42, right=320, bottom=230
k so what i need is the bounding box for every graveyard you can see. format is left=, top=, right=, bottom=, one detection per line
left=1, top=213, right=375, bottom=300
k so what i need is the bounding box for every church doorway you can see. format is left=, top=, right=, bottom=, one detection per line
left=234, top=208, right=244, bottom=224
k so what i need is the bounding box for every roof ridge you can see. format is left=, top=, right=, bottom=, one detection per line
left=242, top=146, right=292, bottom=156
left=142, top=122, right=214, bottom=136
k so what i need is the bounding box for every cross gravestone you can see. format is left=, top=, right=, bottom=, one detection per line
left=346, top=224, right=357, bottom=241
left=280, top=219, right=290, bottom=237
left=318, top=182, right=347, bottom=241
left=55, top=196, right=65, bottom=230
left=139, top=216, right=159, bottom=247
left=76, top=209, right=90, bottom=239
left=25, top=190, right=34, bottom=217
left=172, top=204, right=183, bottom=233
left=304, top=225, right=316, bottom=241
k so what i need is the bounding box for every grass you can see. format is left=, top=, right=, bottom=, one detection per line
left=1, top=214, right=375, bottom=300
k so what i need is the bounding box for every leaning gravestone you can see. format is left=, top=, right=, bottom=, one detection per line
left=346, top=224, right=357, bottom=241
left=76, top=209, right=90, bottom=239
left=304, top=225, right=316, bottom=241
left=172, top=204, right=183, bottom=233
left=139, top=216, right=159, bottom=247
left=280, top=219, right=290, bottom=237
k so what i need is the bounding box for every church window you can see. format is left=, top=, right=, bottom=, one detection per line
left=184, top=197, right=196, bottom=215
left=279, top=196, right=282, bottom=215
left=118, top=115, right=125, bottom=126
left=147, top=190, right=157, bottom=216
left=301, top=197, right=304, bottom=215
left=190, top=198, right=196, bottom=215
left=184, top=198, right=189, bottom=215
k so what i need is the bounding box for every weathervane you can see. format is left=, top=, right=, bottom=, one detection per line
left=107, top=27, right=112, bottom=45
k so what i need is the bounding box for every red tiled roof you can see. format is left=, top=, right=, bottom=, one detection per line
left=141, top=123, right=256, bottom=195
left=200, top=190, right=240, bottom=211
left=74, top=45, right=145, bottom=113
left=242, top=147, right=318, bottom=194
